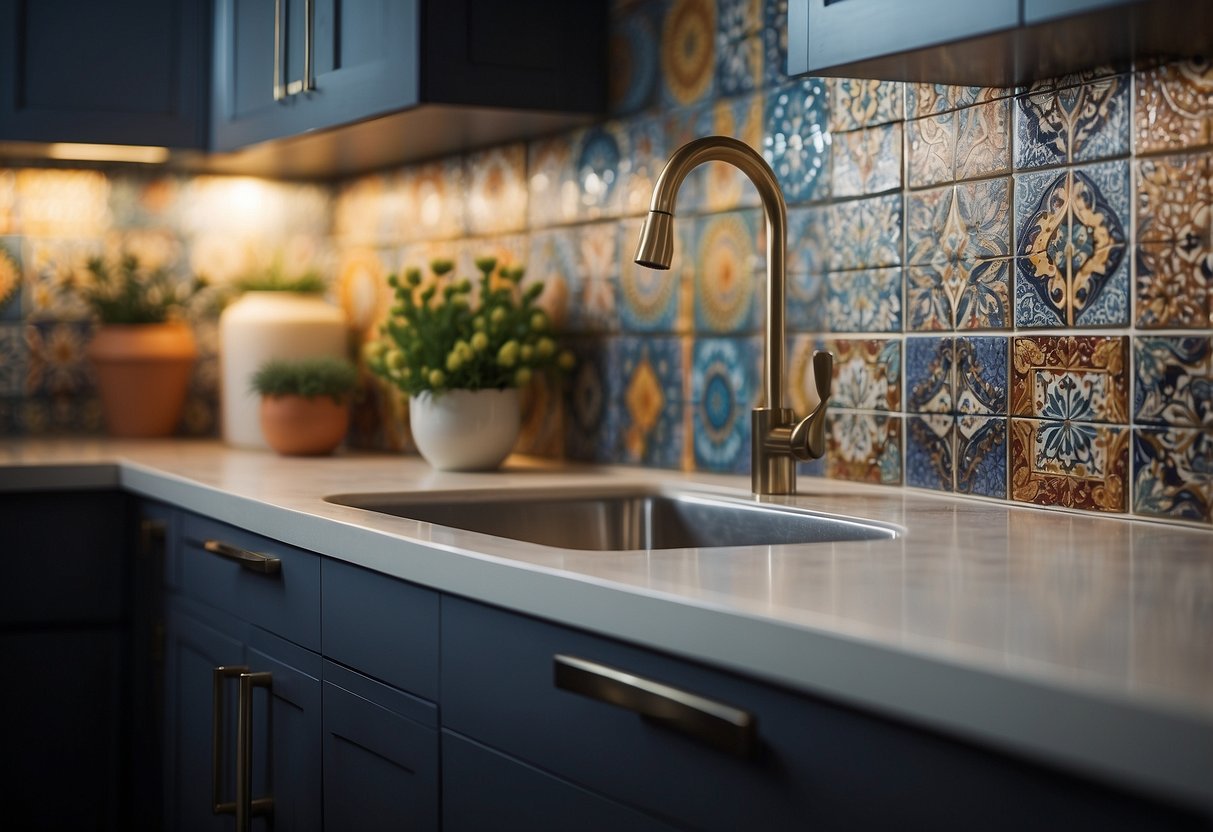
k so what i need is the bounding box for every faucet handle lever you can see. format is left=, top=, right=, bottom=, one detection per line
left=789, top=351, right=833, bottom=461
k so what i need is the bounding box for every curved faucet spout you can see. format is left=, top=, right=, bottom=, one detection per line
left=634, top=135, right=830, bottom=496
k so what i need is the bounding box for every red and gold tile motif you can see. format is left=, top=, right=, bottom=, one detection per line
left=1011, top=418, right=1128, bottom=512
left=1135, top=60, right=1213, bottom=154
left=1011, top=336, right=1128, bottom=423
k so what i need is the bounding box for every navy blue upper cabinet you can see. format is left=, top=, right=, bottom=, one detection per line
left=788, top=0, right=1213, bottom=87
left=0, top=0, right=208, bottom=147
left=211, top=0, right=607, bottom=154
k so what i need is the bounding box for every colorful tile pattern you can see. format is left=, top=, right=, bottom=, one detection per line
left=827, top=194, right=901, bottom=271
left=1011, top=336, right=1129, bottom=424
left=697, top=93, right=765, bottom=212
left=827, top=413, right=902, bottom=485
left=763, top=78, right=830, bottom=204
left=661, top=0, right=717, bottom=108
left=693, top=210, right=761, bottom=333
left=1133, top=427, right=1212, bottom=524
left=826, top=268, right=901, bottom=333
left=1135, top=152, right=1211, bottom=329
left=692, top=336, right=758, bottom=473
left=1135, top=60, right=1213, bottom=155
left=1011, top=418, right=1128, bottom=512
left=609, top=1, right=660, bottom=116
left=829, top=79, right=904, bottom=131
left=908, top=99, right=1009, bottom=188
left=832, top=123, right=902, bottom=197
left=1014, top=76, right=1129, bottom=169
left=1133, top=336, right=1212, bottom=427
left=619, top=336, right=685, bottom=467
left=824, top=338, right=901, bottom=412
left=465, top=144, right=528, bottom=236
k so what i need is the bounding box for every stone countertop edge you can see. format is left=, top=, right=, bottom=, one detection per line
left=0, top=440, right=1210, bottom=814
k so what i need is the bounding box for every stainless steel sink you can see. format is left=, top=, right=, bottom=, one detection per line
left=325, top=486, right=897, bottom=551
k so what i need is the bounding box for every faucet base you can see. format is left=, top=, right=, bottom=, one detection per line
left=752, top=408, right=798, bottom=495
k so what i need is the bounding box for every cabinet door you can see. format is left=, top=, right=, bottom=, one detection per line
left=211, top=0, right=418, bottom=150
left=788, top=0, right=1019, bottom=76
left=165, top=601, right=321, bottom=832
left=0, top=0, right=207, bottom=147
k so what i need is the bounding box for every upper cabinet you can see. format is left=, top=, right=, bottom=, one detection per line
left=788, top=0, right=1213, bottom=87
left=0, top=0, right=208, bottom=148
left=209, top=0, right=607, bottom=177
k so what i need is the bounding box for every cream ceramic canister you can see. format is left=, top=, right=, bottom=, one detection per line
left=219, top=292, right=347, bottom=448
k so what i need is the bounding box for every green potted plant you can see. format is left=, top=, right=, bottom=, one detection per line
left=365, top=256, right=573, bottom=471
left=73, top=253, right=207, bottom=437
left=218, top=260, right=347, bottom=449
left=251, top=356, right=358, bottom=456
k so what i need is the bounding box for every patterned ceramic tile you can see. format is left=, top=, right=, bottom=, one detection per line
left=907, top=110, right=956, bottom=189
left=787, top=206, right=828, bottom=275
left=906, top=414, right=954, bottom=491
left=1133, top=427, right=1212, bottom=524
left=620, top=116, right=669, bottom=217
left=1136, top=242, right=1211, bottom=330
left=831, top=123, right=902, bottom=198
left=22, top=393, right=104, bottom=435
left=619, top=336, right=686, bottom=467
left=619, top=218, right=685, bottom=333
left=1015, top=76, right=1129, bottom=169
left=464, top=145, right=528, bottom=236
left=608, top=0, right=660, bottom=116
left=1133, top=336, right=1212, bottom=428
left=1015, top=162, right=1130, bottom=328
left=1023, top=66, right=1119, bottom=94
left=956, top=336, right=1008, bottom=415
left=906, top=337, right=954, bottom=414
left=1011, top=336, right=1129, bottom=424
left=827, top=194, right=901, bottom=271
left=716, top=32, right=762, bottom=97
left=527, top=229, right=579, bottom=332
left=696, top=93, right=765, bottom=212
left=955, top=99, right=1012, bottom=181
left=527, top=133, right=579, bottom=229
left=1135, top=60, right=1213, bottom=155
left=692, top=336, right=759, bottom=473
left=0, top=240, right=21, bottom=321
left=829, top=79, right=904, bottom=132
left=1136, top=152, right=1212, bottom=243
left=827, top=412, right=902, bottom=485
left=718, top=0, right=762, bottom=37
left=906, top=84, right=1002, bottom=118
left=24, top=321, right=95, bottom=397
left=693, top=210, right=761, bottom=333
left=956, top=415, right=1007, bottom=498
left=0, top=324, right=28, bottom=396
left=763, top=78, right=831, bottom=204
left=761, top=0, right=789, bottom=88
left=574, top=124, right=627, bottom=220
left=906, top=179, right=1012, bottom=331
left=571, top=222, right=621, bottom=332
left=400, top=159, right=466, bottom=241
left=660, top=0, right=717, bottom=108
left=565, top=337, right=623, bottom=462
left=824, top=338, right=901, bottom=412
left=23, top=238, right=103, bottom=319
left=786, top=271, right=825, bottom=333
left=1011, top=417, right=1128, bottom=512
left=826, top=268, right=902, bottom=333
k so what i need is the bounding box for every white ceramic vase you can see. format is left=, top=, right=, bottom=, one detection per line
left=219, top=291, right=346, bottom=448
left=409, top=388, right=520, bottom=471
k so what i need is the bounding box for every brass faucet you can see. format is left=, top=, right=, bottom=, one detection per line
left=634, top=135, right=832, bottom=495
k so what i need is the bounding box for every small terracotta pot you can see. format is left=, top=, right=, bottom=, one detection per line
left=87, top=322, right=197, bottom=438
left=259, top=394, right=350, bottom=456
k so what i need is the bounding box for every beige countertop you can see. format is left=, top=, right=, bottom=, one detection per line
left=1, top=438, right=1210, bottom=812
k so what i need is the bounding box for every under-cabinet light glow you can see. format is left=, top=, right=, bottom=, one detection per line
left=46, top=143, right=170, bottom=164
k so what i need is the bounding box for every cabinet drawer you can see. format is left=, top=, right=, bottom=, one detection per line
left=322, top=559, right=439, bottom=700
left=180, top=513, right=320, bottom=651
left=442, top=597, right=1205, bottom=832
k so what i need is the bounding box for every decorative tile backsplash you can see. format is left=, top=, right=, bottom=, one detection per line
left=1, top=0, right=1210, bottom=527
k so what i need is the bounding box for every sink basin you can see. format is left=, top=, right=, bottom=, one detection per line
left=325, top=486, right=897, bottom=551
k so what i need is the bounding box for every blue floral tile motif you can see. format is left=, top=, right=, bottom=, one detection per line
left=763, top=78, right=831, bottom=204
left=787, top=206, right=828, bottom=275
left=956, top=415, right=1007, bottom=498
left=564, top=338, right=623, bottom=462
left=831, top=123, right=902, bottom=198
left=829, top=79, right=904, bottom=131
left=692, top=337, right=758, bottom=473
left=956, top=336, right=1008, bottom=415
left=1133, top=427, right=1212, bottom=524
left=1011, top=417, right=1129, bottom=512
left=787, top=272, right=825, bottom=333
left=0, top=324, right=28, bottom=396
left=828, top=338, right=901, bottom=411
left=906, top=414, right=954, bottom=491
left=1014, top=162, right=1130, bottom=328
left=25, top=321, right=95, bottom=397
left=906, top=337, right=954, bottom=414
left=826, top=268, right=902, bottom=333
left=1012, top=335, right=1129, bottom=424
left=906, top=179, right=1012, bottom=331
left=954, top=100, right=1011, bottom=181
left=716, top=33, right=762, bottom=98
left=608, top=1, right=660, bottom=116
left=718, top=0, right=762, bottom=37
left=1015, top=76, right=1130, bottom=170
left=575, top=125, right=626, bottom=220
left=1133, top=336, right=1212, bottom=427
left=826, top=413, right=902, bottom=485
left=660, top=0, right=718, bottom=109
left=619, top=336, right=685, bottom=468
left=828, top=194, right=901, bottom=271
left=694, top=210, right=761, bottom=333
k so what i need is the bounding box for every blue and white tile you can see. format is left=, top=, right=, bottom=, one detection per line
left=905, top=336, right=954, bottom=414
left=906, top=414, right=954, bottom=491
left=907, top=110, right=956, bottom=189
left=1132, top=427, right=1212, bottom=524
left=574, top=124, right=628, bottom=220
left=954, top=99, right=1011, bottom=181
left=1133, top=335, right=1212, bottom=428
left=956, top=336, right=1008, bottom=415
left=828, top=194, right=901, bottom=271
left=763, top=78, right=831, bottom=204
left=716, top=33, right=763, bottom=98
left=692, top=337, right=759, bottom=473
left=697, top=93, right=766, bottom=212
left=831, top=123, right=902, bottom=198
left=619, top=116, right=669, bottom=217
left=956, top=415, right=1008, bottom=498
left=827, top=338, right=902, bottom=412
left=786, top=272, right=825, bottom=333
left=761, top=0, right=789, bottom=88
left=786, top=205, right=829, bottom=275
left=825, top=268, right=902, bottom=333
left=1014, top=75, right=1130, bottom=169
left=571, top=222, right=621, bottom=332
left=829, top=79, right=904, bottom=132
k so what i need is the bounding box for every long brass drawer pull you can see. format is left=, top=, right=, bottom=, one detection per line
left=212, top=665, right=248, bottom=816
left=203, top=540, right=282, bottom=574
left=553, top=654, right=758, bottom=758
left=236, top=671, right=275, bottom=832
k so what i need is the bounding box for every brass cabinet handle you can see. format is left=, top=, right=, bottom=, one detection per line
left=273, top=0, right=286, bottom=100
left=212, top=665, right=248, bottom=815
left=236, top=671, right=275, bottom=832
left=302, top=0, right=315, bottom=92
left=139, top=518, right=166, bottom=559
left=203, top=540, right=282, bottom=574
left=553, top=654, right=758, bottom=758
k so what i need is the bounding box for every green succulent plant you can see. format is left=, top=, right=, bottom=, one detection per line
left=251, top=357, right=358, bottom=403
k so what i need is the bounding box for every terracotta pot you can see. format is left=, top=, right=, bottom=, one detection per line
left=259, top=394, right=350, bottom=456
left=87, top=322, right=197, bottom=438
